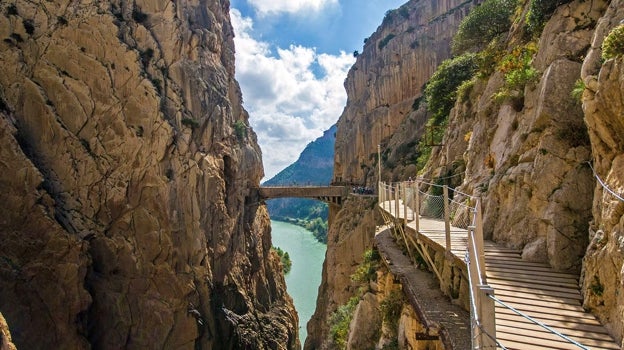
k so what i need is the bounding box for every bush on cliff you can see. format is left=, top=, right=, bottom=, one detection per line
left=602, top=25, right=624, bottom=61
left=424, top=53, right=478, bottom=125
left=452, top=0, right=516, bottom=54
left=526, top=0, right=574, bottom=36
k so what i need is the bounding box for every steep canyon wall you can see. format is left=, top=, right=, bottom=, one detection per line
left=0, top=0, right=297, bottom=348
left=307, top=1, right=480, bottom=348
left=319, top=0, right=624, bottom=347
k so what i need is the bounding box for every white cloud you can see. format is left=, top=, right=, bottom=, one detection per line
left=231, top=9, right=354, bottom=179
left=246, top=0, right=338, bottom=16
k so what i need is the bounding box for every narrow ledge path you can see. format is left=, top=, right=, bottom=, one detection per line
left=379, top=199, right=620, bottom=350
left=375, top=227, right=472, bottom=349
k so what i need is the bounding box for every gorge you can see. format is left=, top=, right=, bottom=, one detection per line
left=1, top=0, right=624, bottom=349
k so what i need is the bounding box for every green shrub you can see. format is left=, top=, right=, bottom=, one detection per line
left=424, top=53, right=478, bottom=125
left=452, top=0, right=517, bottom=54
left=602, top=25, right=624, bottom=60
left=233, top=120, right=247, bottom=141
left=329, top=296, right=360, bottom=349
left=380, top=290, right=405, bottom=335
left=398, top=7, right=410, bottom=19
left=571, top=78, right=585, bottom=102
left=351, top=249, right=380, bottom=283
left=378, top=33, right=396, bottom=50
left=589, top=275, right=604, bottom=296
left=273, top=247, right=292, bottom=274
left=496, top=42, right=539, bottom=97
left=526, top=0, right=573, bottom=36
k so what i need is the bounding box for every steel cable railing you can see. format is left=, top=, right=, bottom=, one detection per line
left=587, top=161, right=624, bottom=202
left=487, top=295, right=590, bottom=349
left=380, top=177, right=600, bottom=349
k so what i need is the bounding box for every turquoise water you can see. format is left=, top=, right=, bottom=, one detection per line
left=271, top=220, right=326, bottom=344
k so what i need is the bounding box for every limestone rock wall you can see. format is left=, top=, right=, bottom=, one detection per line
left=311, top=0, right=480, bottom=348
left=454, top=0, right=603, bottom=273
left=0, top=1, right=297, bottom=349
left=421, top=0, right=623, bottom=344
left=334, top=0, right=481, bottom=186
left=305, top=197, right=379, bottom=349
left=0, top=313, right=16, bottom=350
left=581, top=0, right=624, bottom=343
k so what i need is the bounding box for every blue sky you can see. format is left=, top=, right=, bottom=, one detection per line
left=230, top=0, right=406, bottom=179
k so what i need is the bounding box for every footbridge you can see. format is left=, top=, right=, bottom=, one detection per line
left=251, top=185, right=350, bottom=206
left=376, top=179, right=620, bottom=349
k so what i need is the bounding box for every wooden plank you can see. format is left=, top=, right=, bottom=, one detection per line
left=486, top=261, right=580, bottom=276
left=486, top=264, right=578, bottom=280
left=496, top=325, right=620, bottom=350
left=495, top=312, right=614, bottom=336
left=487, top=272, right=579, bottom=289
left=489, top=280, right=583, bottom=300
left=486, top=268, right=580, bottom=284
left=494, top=303, right=595, bottom=320
left=492, top=288, right=584, bottom=309
left=492, top=290, right=584, bottom=311
left=487, top=272, right=580, bottom=297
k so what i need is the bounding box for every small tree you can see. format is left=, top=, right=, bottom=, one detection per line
left=424, top=53, right=478, bottom=125
left=233, top=120, right=247, bottom=141
left=452, top=0, right=516, bottom=54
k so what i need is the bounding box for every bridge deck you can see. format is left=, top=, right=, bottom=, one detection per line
left=380, top=200, right=619, bottom=350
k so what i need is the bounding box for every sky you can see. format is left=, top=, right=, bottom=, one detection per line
left=230, top=0, right=406, bottom=180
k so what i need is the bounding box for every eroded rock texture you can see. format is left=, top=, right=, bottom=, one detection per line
left=0, top=1, right=297, bottom=349
left=308, top=1, right=478, bottom=348
left=333, top=0, right=481, bottom=186
left=581, top=0, right=624, bottom=342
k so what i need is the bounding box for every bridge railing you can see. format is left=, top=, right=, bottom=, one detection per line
left=379, top=180, right=496, bottom=349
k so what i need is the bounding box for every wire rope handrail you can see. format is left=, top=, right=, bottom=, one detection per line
left=379, top=178, right=604, bottom=350
left=587, top=161, right=624, bottom=202
left=488, top=294, right=590, bottom=349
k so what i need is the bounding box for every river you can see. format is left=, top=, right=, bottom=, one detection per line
left=271, top=220, right=326, bottom=344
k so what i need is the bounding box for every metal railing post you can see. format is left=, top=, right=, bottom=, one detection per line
left=415, top=181, right=420, bottom=235
left=443, top=185, right=451, bottom=253
left=386, top=183, right=390, bottom=214
left=394, top=184, right=400, bottom=218
left=475, top=198, right=487, bottom=281
left=403, top=182, right=408, bottom=225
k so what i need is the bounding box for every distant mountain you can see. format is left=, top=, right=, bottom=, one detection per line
left=263, top=125, right=336, bottom=242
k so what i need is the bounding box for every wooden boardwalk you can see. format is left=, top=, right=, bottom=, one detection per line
left=380, top=200, right=620, bottom=350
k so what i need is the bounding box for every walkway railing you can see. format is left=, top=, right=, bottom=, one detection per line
left=378, top=179, right=496, bottom=349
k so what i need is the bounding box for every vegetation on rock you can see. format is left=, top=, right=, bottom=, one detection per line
left=425, top=53, right=479, bottom=125
left=329, top=249, right=381, bottom=349
left=452, top=0, right=516, bottom=54
left=329, top=296, right=359, bottom=349
left=602, top=24, right=624, bottom=60
left=525, top=0, right=574, bottom=36
left=380, top=290, right=405, bottom=336
left=273, top=247, right=292, bottom=274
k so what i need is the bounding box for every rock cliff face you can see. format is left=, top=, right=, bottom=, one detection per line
left=422, top=0, right=624, bottom=342
left=305, top=196, right=379, bottom=349
left=0, top=313, right=16, bottom=350
left=307, top=1, right=479, bottom=348
left=334, top=0, right=480, bottom=186
left=581, top=0, right=624, bottom=342
left=322, top=0, right=624, bottom=347
left=0, top=1, right=297, bottom=349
